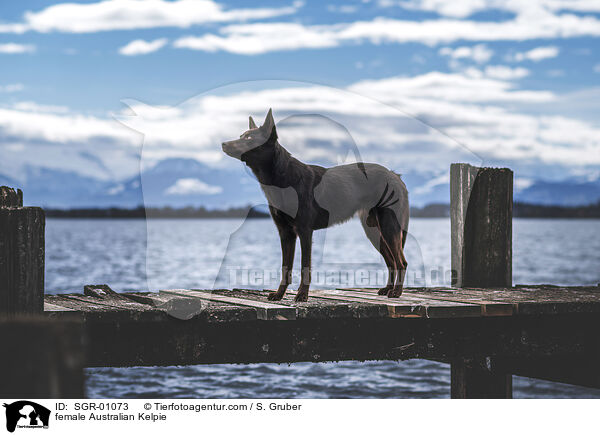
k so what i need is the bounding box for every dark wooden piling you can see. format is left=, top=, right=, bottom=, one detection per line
left=0, top=317, right=85, bottom=398
left=449, top=164, right=514, bottom=398
left=450, top=164, right=513, bottom=288
left=0, top=187, right=84, bottom=398
left=451, top=358, right=512, bottom=399
left=0, top=186, right=45, bottom=315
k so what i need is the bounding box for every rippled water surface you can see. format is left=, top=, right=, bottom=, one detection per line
left=45, top=218, right=600, bottom=398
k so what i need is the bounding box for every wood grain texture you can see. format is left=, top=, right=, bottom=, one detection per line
left=342, top=288, right=514, bottom=316
left=311, top=289, right=481, bottom=318
left=0, top=186, right=23, bottom=207
left=0, top=205, right=45, bottom=315
left=450, top=164, right=513, bottom=288
left=164, top=289, right=297, bottom=320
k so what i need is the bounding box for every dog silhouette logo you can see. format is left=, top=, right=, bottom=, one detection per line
left=3, top=401, right=50, bottom=433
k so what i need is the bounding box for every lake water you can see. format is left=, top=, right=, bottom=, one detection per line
left=45, top=218, right=600, bottom=398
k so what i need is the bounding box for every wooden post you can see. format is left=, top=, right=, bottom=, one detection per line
left=0, top=187, right=84, bottom=398
left=0, top=186, right=45, bottom=315
left=450, top=164, right=513, bottom=288
left=0, top=317, right=85, bottom=398
left=450, top=164, right=514, bottom=398
left=451, top=358, right=513, bottom=399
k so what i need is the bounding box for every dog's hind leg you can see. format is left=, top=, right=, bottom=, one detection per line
left=377, top=235, right=398, bottom=295
left=389, top=240, right=408, bottom=298
left=376, top=209, right=407, bottom=298
left=268, top=224, right=296, bottom=301
left=359, top=210, right=396, bottom=295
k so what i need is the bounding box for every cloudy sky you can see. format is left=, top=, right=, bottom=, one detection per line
left=1, top=0, right=600, bottom=196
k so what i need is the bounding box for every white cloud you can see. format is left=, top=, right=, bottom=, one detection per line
left=0, top=103, right=139, bottom=181
left=12, top=101, right=69, bottom=113
left=510, top=46, right=560, bottom=62
left=0, top=43, right=35, bottom=54
left=0, top=0, right=301, bottom=33
left=594, top=64, right=600, bottom=73
left=115, top=75, right=599, bottom=179
left=165, top=178, right=223, bottom=195
left=119, top=38, right=168, bottom=56
left=173, top=12, right=600, bottom=55
left=1, top=72, right=599, bottom=185
left=0, top=83, right=24, bottom=92
left=439, top=44, right=493, bottom=63
left=413, top=173, right=449, bottom=195
left=392, top=0, right=600, bottom=18
left=482, top=65, right=530, bottom=80
left=174, top=23, right=340, bottom=54
left=514, top=177, right=535, bottom=191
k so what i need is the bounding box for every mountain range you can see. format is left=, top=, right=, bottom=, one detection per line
left=2, top=158, right=599, bottom=209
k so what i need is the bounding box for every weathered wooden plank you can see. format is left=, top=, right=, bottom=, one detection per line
left=405, top=291, right=513, bottom=316
left=46, top=294, right=127, bottom=312
left=342, top=286, right=600, bottom=315
left=121, top=291, right=257, bottom=321
left=342, top=288, right=513, bottom=316
left=313, top=289, right=481, bottom=318
left=455, top=288, right=600, bottom=315
left=44, top=302, right=75, bottom=312
left=61, top=294, right=154, bottom=312
left=163, top=289, right=297, bottom=320
left=335, top=288, right=482, bottom=318
left=45, top=293, right=257, bottom=323
left=291, top=289, right=423, bottom=318
left=232, top=289, right=389, bottom=320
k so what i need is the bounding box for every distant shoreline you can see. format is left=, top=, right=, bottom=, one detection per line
left=42, top=201, right=600, bottom=219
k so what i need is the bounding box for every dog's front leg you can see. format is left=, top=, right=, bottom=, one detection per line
left=268, top=227, right=296, bottom=301
left=294, top=230, right=313, bottom=302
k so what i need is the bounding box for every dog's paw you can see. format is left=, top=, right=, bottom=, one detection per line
left=387, top=288, right=403, bottom=298
left=294, top=292, right=308, bottom=302
left=378, top=286, right=391, bottom=296
left=268, top=291, right=284, bottom=301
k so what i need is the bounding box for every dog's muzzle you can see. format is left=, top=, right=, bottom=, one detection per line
left=222, top=142, right=241, bottom=160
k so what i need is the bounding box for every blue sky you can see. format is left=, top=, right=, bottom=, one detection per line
left=1, top=0, right=599, bottom=198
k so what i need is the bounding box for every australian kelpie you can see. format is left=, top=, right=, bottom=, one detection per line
left=222, top=109, right=409, bottom=302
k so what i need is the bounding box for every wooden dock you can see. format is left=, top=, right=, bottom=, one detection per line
left=42, top=284, right=600, bottom=396
left=2, top=164, right=599, bottom=399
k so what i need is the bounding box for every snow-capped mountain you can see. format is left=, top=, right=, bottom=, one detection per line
left=2, top=158, right=599, bottom=209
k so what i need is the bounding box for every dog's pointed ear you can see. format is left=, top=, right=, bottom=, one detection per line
left=249, top=116, right=257, bottom=129
left=263, top=108, right=275, bottom=132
